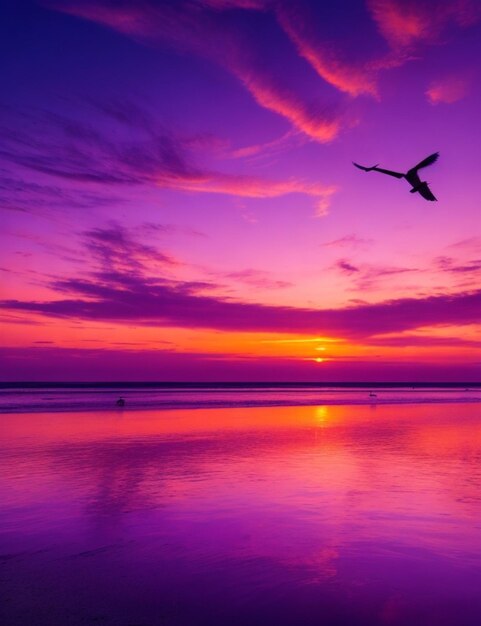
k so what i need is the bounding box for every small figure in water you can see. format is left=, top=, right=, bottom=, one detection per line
left=116, top=397, right=125, bottom=407
left=369, top=392, right=377, bottom=398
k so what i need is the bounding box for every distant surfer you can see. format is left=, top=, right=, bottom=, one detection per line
left=116, top=397, right=125, bottom=407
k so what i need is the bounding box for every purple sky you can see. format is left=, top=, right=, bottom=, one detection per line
left=1, top=0, right=480, bottom=381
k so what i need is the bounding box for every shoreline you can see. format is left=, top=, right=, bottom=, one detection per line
left=1, top=394, right=481, bottom=415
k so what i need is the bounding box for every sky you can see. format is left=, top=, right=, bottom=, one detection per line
left=0, top=0, right=480, bottom=382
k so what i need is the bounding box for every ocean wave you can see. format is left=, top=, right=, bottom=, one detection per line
left=1, top=386, right=480, bottom=413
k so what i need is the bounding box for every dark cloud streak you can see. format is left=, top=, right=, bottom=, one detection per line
left=2, top=273, right=479, bottom=339
left=3, top=224, right=478, bottom=338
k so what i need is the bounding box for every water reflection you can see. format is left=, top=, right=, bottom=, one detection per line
left=0, top=404, right=480, bottom=625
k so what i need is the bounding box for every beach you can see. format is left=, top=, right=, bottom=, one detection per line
left=1, top=397, right=480, bottom=625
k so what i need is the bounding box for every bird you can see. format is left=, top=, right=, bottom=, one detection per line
left=353, top=152, right=439, bottom=201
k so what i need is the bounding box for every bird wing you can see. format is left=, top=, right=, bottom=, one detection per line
left=353, top=162, right=372, bottom=172
left=370, top=166, right=404, bottom=179
left=353, top=162, right=404, bottom=178
left=408, top=152, right=439, bottom=174
left=417, top=183, right=437, bottom=201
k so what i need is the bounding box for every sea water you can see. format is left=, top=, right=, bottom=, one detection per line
left=0, top=399, right=480, bottom=625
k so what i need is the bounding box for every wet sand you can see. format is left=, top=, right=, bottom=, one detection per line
left=1, top=403, right=480, bottom=625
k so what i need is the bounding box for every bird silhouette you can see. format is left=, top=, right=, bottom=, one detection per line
left=353, top=152, right=439, bottom=201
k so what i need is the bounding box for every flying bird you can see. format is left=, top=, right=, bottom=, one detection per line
left=353, top=152, right=439, bottom=201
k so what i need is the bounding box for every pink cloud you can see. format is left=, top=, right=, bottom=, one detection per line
left=332, top=258, right=418, bottom=288
left=229, top=130, right=302, bottom=162
left=0, top=106, right=336, bottom=213
left=47, top=1, right=347, bottom=142
left=199, top=0, right=268, bottom=9
left=367, top=0, right=480, bottom=48
left=434, top=256, right=481, bottom=274
left=335, top=259, right=361, bottom=275
left=322, top=234, right=374, bottom=249
left=159, top=165, right=337, bottom=211
left=221, top=269, right=292, bottom=290
left=275, top=4, right=380, bottom=97
left=426, top=76, right=470, bottom=104
left=448, top=237, right=481, bottom=252
left=235, top=71, right=344, bottom=142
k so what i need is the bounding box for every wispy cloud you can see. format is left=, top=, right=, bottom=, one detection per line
left=47, top=0, right=349, bottom=142
left=367, top=0, right=480, bottom=49
left=426, top=75, right=470, bottom=104
left=48, top=0, right=480, bottom=142
left=0, top=106, right=336, bottom=212
left=161, top=171, right=337, bottom=211
left=274, top=2, right=382, bottom=97
left=139, top=222, right=207, bottom=239
left=221, top=269, right=293, bottom=290
left=0, top=169, right=123, bottom=215
left=447, top=237, right=481, bottom=252
left=322, top=234, right=374, bottom=249
left=229, top=130, right=303, bottom=162
left=2, top=228, right=479, bottom=338
left=434, top=256, right=481, bottom=274
left=237, top=67, right=345, bottom=143
left=333, top=258, right=418, bottom=290
left=367, top=334, right=481, bottom=348
left=335, top=259, right=361, bottom=275
left=82, top=223, right=180, bottom=274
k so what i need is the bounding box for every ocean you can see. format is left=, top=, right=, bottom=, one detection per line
left=0, top=388, right=480, bottom=625
left=1, top=382, right=480, bottom=413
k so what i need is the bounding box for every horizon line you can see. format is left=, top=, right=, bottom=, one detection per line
left=1, top=381, right=480, bottom=388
